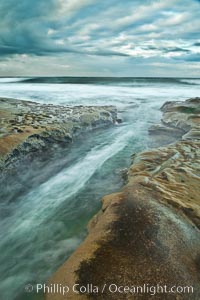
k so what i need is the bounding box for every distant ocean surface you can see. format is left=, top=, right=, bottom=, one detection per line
left=0, top=77, right=199, bottom=107
left=0, top=76, right=200, bottom=85
left=0, top=77, right=199, bottom=300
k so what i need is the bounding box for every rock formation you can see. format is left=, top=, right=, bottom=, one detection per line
left=0, top=97, right=118, bottom=174
left=149, top=97, right=200, bottom=144
left=47, top=98, right=200, bottom=300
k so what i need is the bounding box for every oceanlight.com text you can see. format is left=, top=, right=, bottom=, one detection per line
left=25, top=283, right=194, bottom=296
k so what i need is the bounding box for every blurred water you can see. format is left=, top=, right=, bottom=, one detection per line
left=0, top=77, right=199, bottom=300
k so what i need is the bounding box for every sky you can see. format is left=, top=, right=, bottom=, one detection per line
left=0, top=0, right=200, bottom=77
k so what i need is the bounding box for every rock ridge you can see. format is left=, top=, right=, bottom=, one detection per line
left=149, top=97, right=200, bottom=142
left=47, top=97, right=200, bottom=300
left=0, top=97, right=118, bottom=173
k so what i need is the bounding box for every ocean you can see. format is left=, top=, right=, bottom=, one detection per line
left=0, top=77, right=199, bottom=300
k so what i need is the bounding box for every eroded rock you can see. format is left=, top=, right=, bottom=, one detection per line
left=47, top=98, right=200, bottom=300
left=0, top=97, right=118, bottom=173
left=149, top=97, right=200, bottom=144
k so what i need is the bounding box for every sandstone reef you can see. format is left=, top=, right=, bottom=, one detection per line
left=0, top=97, right=118, bottom=174
left=149, top=97, right=200, bottom=143
left=47, top=98, right=200, bottom=300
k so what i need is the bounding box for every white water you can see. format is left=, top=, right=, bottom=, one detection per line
left=0, top=78, right=199, bottom=300
left=0, top=77, right=29, bottom=83
left=179, top=79, right=200, bottom=85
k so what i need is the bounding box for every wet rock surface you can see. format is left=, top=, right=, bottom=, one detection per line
left=0, top=97, right=117, bottom=173
left=47, top=98, right=200, bottom=300
left=149, top=97, right=200, bottom=144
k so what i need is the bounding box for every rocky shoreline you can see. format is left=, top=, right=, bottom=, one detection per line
left=0, top=97, right=118, bottom=174
left=47, top=97, right=200, bottom=300
left=149, top=97, right=200, bottom=141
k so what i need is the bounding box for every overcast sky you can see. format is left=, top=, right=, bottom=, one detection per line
left=0, top=0, right=200, bottom=77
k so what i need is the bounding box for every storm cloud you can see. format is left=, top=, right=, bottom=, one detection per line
left=0, top=0, right=199, bottom=76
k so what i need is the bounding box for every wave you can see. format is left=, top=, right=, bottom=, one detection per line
left=0, top=77, right=30, bottom=83
left=0, top=77, right=199, bottom=89
left=4, top=76, right=197, bottom=85
left=178, top=79, right=200, bottom=85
